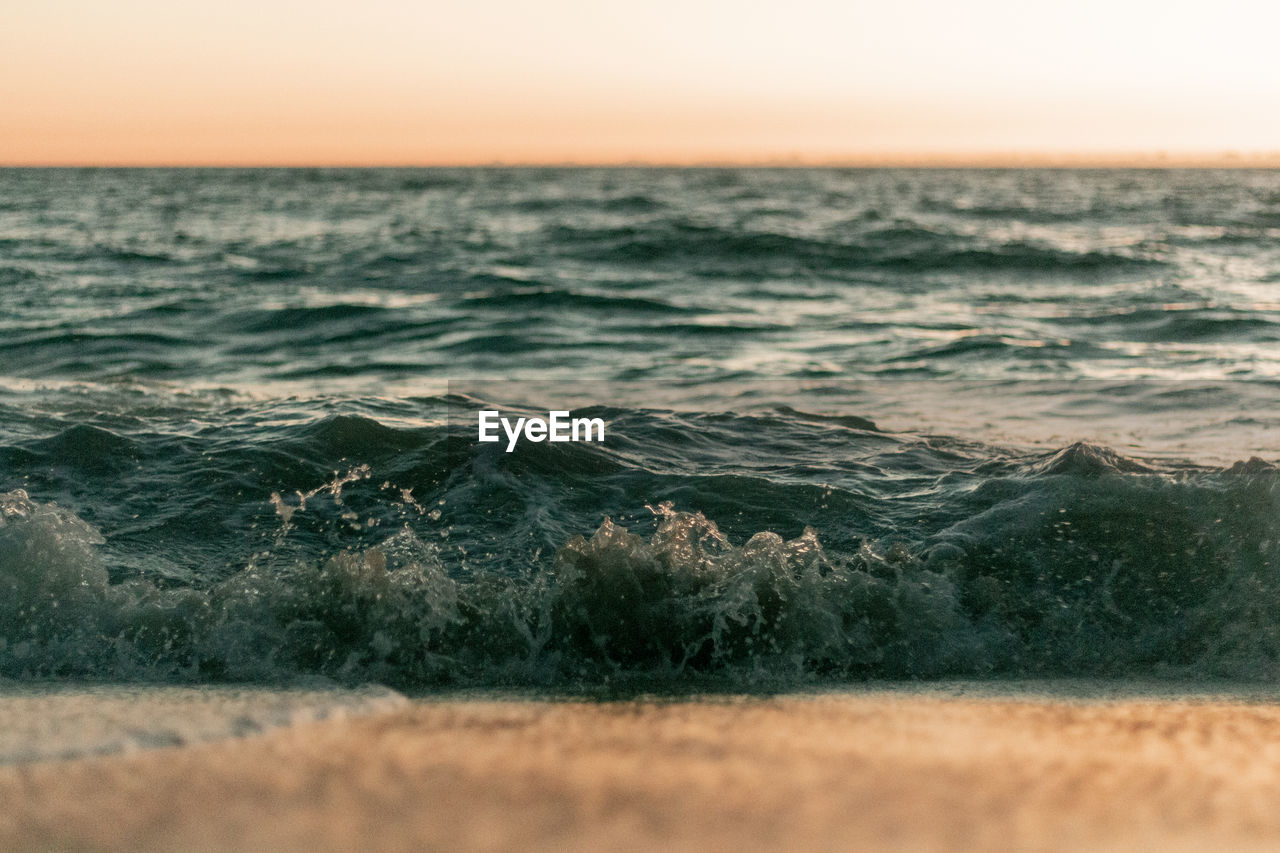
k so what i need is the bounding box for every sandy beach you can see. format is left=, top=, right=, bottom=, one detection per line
left=4, top=684, right=1280, bottom=852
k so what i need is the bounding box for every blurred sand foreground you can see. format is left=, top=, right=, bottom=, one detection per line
left=4, top=687, right=1280, bottom=852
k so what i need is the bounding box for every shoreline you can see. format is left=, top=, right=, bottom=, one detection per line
left=5, top=685, right=1280, bottom=851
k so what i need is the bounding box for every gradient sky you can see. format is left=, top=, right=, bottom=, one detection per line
left=3, top=0, right=1278, bottom=165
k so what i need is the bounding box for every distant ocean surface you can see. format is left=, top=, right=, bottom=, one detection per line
left=3, top=167, right=1280, bottom=689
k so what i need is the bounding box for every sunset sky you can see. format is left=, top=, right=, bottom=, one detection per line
left=3, top=0, right=1278, bottom=165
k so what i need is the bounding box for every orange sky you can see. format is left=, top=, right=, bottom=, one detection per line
left=3, top=0, right=1279, bottom=166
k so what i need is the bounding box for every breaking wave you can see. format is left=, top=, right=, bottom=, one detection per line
left=3, top=432, right=1279, bottom=689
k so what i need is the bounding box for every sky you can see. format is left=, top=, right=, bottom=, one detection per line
left=2, top=0, right=1279, bottom=165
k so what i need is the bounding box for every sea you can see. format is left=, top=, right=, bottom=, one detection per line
left=3, top=167, right=1280, bottom=693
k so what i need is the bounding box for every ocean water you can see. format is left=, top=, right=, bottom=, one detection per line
left=2, top=167, right=1280, bottom=690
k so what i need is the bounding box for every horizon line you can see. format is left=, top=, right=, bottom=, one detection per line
left=5, top=151, right=1280, bottom=169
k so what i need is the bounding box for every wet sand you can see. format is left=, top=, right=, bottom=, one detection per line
left=4, top=685, right=1280, bottom=852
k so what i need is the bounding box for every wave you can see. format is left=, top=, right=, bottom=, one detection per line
left=214, top=305, right=450, bottom=351
left=507, top=194, right=667, bottom=214
left=457, top=286, right=698, bottom=315
left=0, top=264, right=41, bottom=285
left=885, top=335, right=1105, bottom=363
left=544, top=220, right=1165, bottom=277
left=916, top=198, right=1127, bottom=223
left=0, top=330, right=198, bottom=377
left=1050, top=307, right=1280, bottom=343
left=3, top=426, right=1279, bottom=688
left=1116, top=312, right=1280, bottom=343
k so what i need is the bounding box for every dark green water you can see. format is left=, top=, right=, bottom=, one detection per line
left=2, top=168, right=1280, bottom=688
